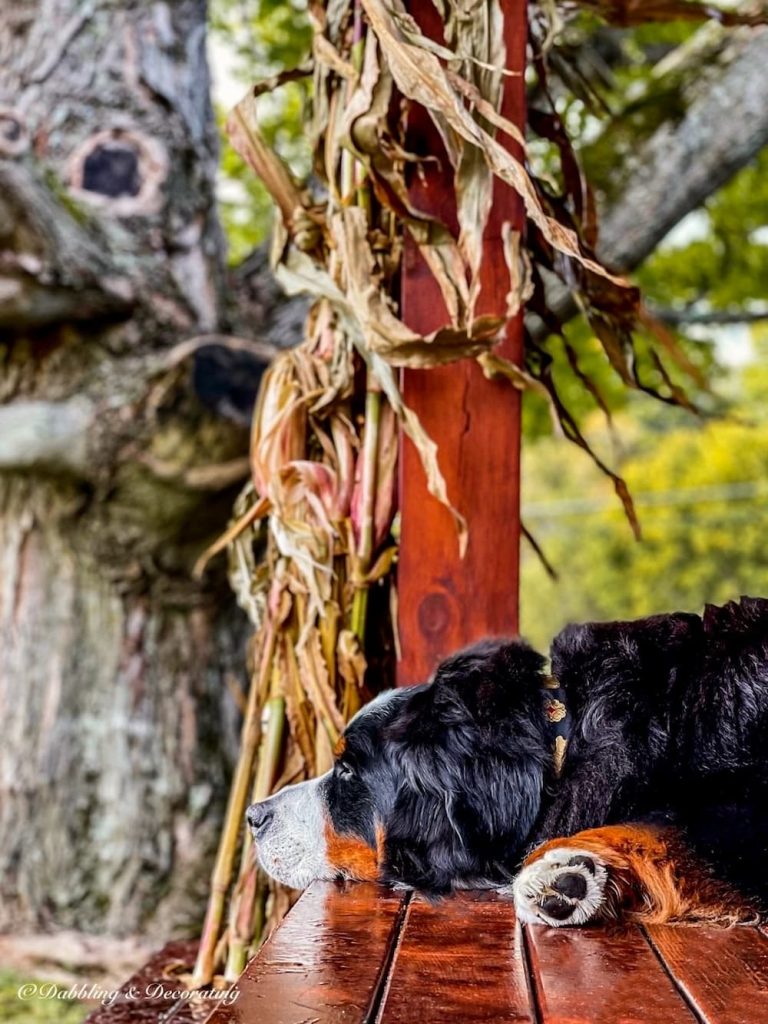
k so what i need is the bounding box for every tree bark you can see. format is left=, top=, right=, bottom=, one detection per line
left=0, top=0, right=261, bottom=938
left=600, top=27, right=768, bottom=270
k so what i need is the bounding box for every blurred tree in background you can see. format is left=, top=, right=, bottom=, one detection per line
left=515, top=13, right=768, bottom=644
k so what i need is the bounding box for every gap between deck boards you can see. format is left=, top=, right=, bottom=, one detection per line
left=84, top=882, right=768, bottom=1024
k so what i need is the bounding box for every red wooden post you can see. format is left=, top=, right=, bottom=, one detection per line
left=397, top=2, right=527, bottom=686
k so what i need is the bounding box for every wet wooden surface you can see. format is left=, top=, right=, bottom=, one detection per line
left=202, top=883, right=406, bottom=1024
left=381, top=891, right=533, bottom=1023
left=87, top=884, right=768, bottom=1024
left=646, top=922, right=768, bottom=1024
left=525, top=920, right=696, bottom=1024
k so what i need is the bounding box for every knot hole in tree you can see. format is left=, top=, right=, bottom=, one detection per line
left=68, top=129, right=168, bottom=215
left=82, top=141, right=141, bottom=198
left=0, top=108, right=28, bottom=156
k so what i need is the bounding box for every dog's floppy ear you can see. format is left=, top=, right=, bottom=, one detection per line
left=432, top=638, right=547, bottom=723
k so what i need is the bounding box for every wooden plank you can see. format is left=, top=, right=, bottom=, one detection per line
left=83, top=940, right=198, bottom=1024
left=204, top=882, right=407, bottom=1024
left=524, top=924, right=697, bottom=1024
left=646, top=924, right=768, bottom=1024
left=397, top=0, right=527, bottom=685
left=379, top=891, right=533, bottom=1023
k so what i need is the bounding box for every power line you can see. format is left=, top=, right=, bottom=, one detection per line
left=523, top=480, right=768, bottom=519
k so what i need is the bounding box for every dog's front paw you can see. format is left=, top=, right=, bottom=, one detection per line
left=512, top=848, right=610, bottom=926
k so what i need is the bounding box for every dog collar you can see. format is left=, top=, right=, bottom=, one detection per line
left=541, top=675, right=570, bottom=778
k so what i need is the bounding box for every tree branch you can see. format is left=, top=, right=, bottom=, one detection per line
left=600, top=28, right=768, bottom=269
left=528, top=27, right=768, bottom=339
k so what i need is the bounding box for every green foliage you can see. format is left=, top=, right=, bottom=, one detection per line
left=210, top=0, right=312, bottom=73
left=210, top=0, right=312, bottom=263
left=0, top=972, right=88, bottom=1024
left=521, top=361, right=768, bottom=650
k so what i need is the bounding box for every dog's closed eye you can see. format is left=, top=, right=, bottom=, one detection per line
left=335, top=762, right=356, bottom=781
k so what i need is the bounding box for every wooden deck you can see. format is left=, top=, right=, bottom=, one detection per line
left=86, top=882, right=768, bottom=1024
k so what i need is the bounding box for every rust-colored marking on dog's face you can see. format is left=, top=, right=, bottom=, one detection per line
left=333, top=735, right=346, bottom=758
left=324, top=823, right=384, bottom=881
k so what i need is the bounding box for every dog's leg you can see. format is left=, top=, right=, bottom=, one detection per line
left=510, top=824, right=758, bottom=927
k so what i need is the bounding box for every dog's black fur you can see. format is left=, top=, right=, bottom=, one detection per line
left=330, top=597, right=768, bottom=906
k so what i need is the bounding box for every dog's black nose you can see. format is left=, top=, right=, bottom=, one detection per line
left=246, top=803, right=273, bottom=834
left=552, top=871, right=588, bottom=900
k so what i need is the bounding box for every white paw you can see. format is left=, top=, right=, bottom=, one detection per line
left=512, top=847, right=609, bottom=927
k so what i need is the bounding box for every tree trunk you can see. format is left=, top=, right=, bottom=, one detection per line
left=0, top=474, right=248, bottom=936
left=0, top=0, right=259, bottom=938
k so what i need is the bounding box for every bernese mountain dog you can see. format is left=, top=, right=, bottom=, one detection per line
left=247, top=596, right=768, bottom=926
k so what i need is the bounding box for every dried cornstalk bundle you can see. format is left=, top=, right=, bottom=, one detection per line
left=191, top=0, right=724, bottom=986
left=191, top=308, right=398, bottom=985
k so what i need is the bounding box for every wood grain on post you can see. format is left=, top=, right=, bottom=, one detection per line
left=397, top=1, right=527, bottom=686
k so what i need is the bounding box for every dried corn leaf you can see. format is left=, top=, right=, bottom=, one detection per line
left=284, top=690, right=315, bottom=779
left=562, top=338, right=614, bottom=426
left=521, top=521, right=559, bottom=581
left=391, top=4, right=519, bottom=76
left=337, top=628, right=367, bottom=718
left=373, top=401, right=398, bottom=549
left=313, top=33, right=357, bottom=80
left=648, top=350, right=699, bottom=414
left=227, top=93, right=309, bottom=228
left=339, top=34, right=471, bottom=324
left=275, top=232, right=499, bottom=367
left=331, top=207, right=504, bottom=365
left=588, top=313, right=637, bottom=386
left=639, top=308, right=710, bottom=390
left=361, top=0, right=630, bottom=288
left=524, top=340, right=642, bottom=538
left=528, top=107, right=597, bottom=249
left=296, top=632, right=345, bottom=740
left=478, top=350, right=552, bottom=400
left=444, top=68, right=526, bottom=149
left=360, top=545, right=398, bottom=585
left=502, top=226, right=535, bottom=319
left=270, top=741, right=306, bottom=793
left=250, top=356, right=309, bottom=497
left=450, top=0, right=506, bottom=317
left=318, top=598, right=341, bottom=690
left=193, top=495, right=271, bottom=578
left=367, top=350, right=469, bottom=556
